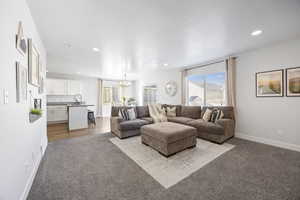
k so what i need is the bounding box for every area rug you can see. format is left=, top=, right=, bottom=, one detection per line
left=110, top=136, right=235, bottom=188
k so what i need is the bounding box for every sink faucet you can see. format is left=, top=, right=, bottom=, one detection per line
left=74, top=94, right=82, bottom=103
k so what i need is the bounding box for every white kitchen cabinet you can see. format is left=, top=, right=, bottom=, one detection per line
left=46, top=79, right=68, bottom=95
left=46, top=78, right=82, bottom=95
left=68, top=80, right=82, bottom=95
left=47, top=106, right=68, bottom=122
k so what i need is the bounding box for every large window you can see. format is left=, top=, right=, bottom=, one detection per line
left=186, top=62, right=226, bottom=106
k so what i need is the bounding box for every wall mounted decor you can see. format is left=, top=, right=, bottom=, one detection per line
left=16, top=21, right=27, bottom=56
left=38, top=62, right=44, bottom=94
left=34, top=98, right=42, bottom=110
left=165, top=81, right=178, bottom=97
left=16, top=62, right=28, bottom=103
left=28, top=38, right=40, bottom=86
left=39, top=76, right=45, bottom=94
left=256, top=69, right=284, bottom=97
left=286, top=67, right=300, bottom=97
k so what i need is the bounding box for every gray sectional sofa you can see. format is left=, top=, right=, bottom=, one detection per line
left=110, top=105, right=235, bottom=144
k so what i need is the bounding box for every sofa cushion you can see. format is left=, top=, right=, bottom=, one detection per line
left=111, top=106, right=136, bottom=117
left=141, top=122, right=197, bottom=143
left=167, top=117, right=194, bottom=125
left=119, top=119, right=151, bottom=131
left=187, top=119, right=224, bottom=135
left=202, top=106, right=234, bottom=120
left=136, top=106, right=150, bottom=118
left=166, top=107, right=176, bottom=117
left=162, top=104, right=182, bottom=116
left=180, top=106, right=201, bottom=119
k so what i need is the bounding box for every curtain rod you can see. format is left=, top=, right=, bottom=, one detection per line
left=183, top=56, right=237, bottom=71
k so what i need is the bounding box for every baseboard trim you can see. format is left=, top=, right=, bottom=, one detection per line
left=236, top=132, right=300, bottom=152
left=20, top=144, right=47, bottom=200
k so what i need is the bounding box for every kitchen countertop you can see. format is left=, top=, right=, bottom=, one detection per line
left=47, top=102, right=94, bottom=107
left=67, top=104, right=94, bottom=107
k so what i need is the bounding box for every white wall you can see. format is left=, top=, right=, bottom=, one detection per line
left=0, top=0, right=48, bottom=199
left=136, top=69, right=182, bottom=106
left=236, top=38, right=300, bottom=150
left=81, top=78, right=99, bottom=113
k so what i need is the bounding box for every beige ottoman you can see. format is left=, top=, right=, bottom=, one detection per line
left=141, top=122, right=197, bottom=157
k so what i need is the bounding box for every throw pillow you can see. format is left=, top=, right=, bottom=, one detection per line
left=202, top=108, right=213, bottom=122
left=210, top=109, right=224, bottom=123
left=166, top=106, right=176, bottom=117
left=158, top=105, right=167, bottom=116
left=119, top=109, right=129, bottom=120
left=127, top=108, right=136, bottom=120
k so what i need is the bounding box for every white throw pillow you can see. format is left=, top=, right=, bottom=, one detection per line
left=127, top=108, right=136, bottom=120
left=166, top=107, right=176, bottom=117
left=202, top=108, right=213, bottom=122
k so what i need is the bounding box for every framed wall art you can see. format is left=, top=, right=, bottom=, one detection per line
left=256, top=69, right=284, bottom=97
left=16, top=21, right=27, bottom=56
left=16, top=62, right=28, bottom=103
left=28, top=38, right=40, bottom=86
left=286, top=67, right=300, bottom=97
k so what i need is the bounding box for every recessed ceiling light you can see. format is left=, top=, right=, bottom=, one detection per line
left=76, top=72, right=81, bottom=74
left=163, top=63, right=168, bottom=66
left=251, top=30, right=263, bottom=36
left=93, top=47, right=100, bottom=52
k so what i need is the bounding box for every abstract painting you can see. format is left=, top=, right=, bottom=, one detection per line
left=16, top=21, right=27, bottom=56
left=286, top=67, right=300, bottom=97
left=16, top=62, right=28, bottom=103
left=256, top=69, right=283, bottom=97
left=28, top=39, right=40, bottom=86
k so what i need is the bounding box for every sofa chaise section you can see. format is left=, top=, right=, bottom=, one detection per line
left=111, top=106, right=152, bottom=139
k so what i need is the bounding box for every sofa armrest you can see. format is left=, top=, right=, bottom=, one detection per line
left=110, top=117, right=124, bottom=132
left=111, top=116, right=124, bottom=123
left=215, top=118, right=235, bottom=137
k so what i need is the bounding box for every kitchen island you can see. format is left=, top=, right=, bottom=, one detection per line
left=68, top=104, right=94, bottom=131
left=47, top=102, right=94, bottom=131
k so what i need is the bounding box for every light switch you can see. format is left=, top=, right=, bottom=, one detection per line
left=4, top=89, right=8, bottom=104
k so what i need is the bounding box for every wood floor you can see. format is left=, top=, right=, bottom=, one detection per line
left=47, top=117, right=111, bottom=142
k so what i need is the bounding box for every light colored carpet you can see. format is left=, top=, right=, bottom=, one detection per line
left=110, top=136, right=235, bottom=188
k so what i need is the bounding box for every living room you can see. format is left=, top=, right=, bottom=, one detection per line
left=0, top=0, right=300, bottom=200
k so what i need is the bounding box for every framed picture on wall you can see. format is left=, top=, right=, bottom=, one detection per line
left=16, top=62, right=28, bottom=103
left=28, top=38, right=40, bottom=86
left=16, top=21, right=27, bottom=56
left=286, top=67, right=300, bottom=97
left=256, top=69, right=284, bottom=97
left=39, top=76, right=45, bottom=94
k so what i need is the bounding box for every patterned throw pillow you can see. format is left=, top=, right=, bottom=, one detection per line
left=166, top=107, right=176, bottom=117
left=210, top=109, right=224, bottom=123
left=119, top=109, right=130, bottom=120
left=202, top=108, right=213, bottom=122
left=127, top=108, right=136, bottom=120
